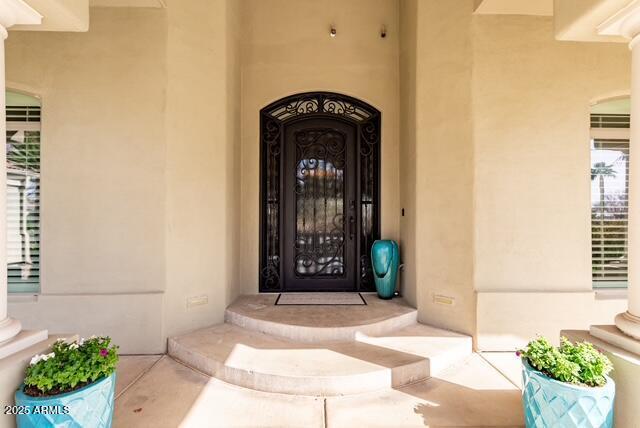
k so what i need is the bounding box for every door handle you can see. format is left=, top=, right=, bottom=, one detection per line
left=349, top=215, right=355, bottom=240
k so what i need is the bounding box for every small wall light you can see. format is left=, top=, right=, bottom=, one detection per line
left=330, top=25, right=337, bottom=38
left=380, top=25, right=387, bottom=38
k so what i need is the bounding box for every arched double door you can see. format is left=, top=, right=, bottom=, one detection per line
left=259, top=92, right=380, bottom=292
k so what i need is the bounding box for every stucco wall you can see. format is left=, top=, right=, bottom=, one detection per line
left=7, top=7, right=167, bottom=296
left=163, top=0, right=241, bottom=340
left=398, top=0, right=417, bottom=306
left=1, top=2, right=633, bottom=354
left=398, top=6, right=630, bottom=346
left=238, top=0, right=401, bottom=293
left=472, top=15, right=630, bottom=349
left=5, top=2, right=242, bottom=353
left=6, top=7, right=168, bottom=353
left=405, top=0, right=477, bottom=338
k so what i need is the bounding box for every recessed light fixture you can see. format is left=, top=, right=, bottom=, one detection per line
left=381, top=25, right=387, bottom=38
left=330, top=25, right=337, bottom=38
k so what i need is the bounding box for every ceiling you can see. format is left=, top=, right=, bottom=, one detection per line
left=89, top=0, right=550, bottom=13
left=43, top=0, right=552, bottom=13
left=474, top=0, right=554, bottom=16
left=89, top=0, right=165, bottom=7
left=16, top=0, right=165, bottom=31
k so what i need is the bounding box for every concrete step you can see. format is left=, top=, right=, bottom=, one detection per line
left=224, top=293, right=418, bottom=342
left=168, top=322, right=472, bottom=396
left=355, top=323, right=473, bottom=377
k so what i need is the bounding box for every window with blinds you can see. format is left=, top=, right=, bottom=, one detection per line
left=591, top=112, right=630, bottom=288
left=6, top=94, right=41, bottom=293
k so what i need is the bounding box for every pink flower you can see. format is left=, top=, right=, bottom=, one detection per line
left=100, top=348, right=108, bottom=357
left=516, top=350, right=521, bottom=357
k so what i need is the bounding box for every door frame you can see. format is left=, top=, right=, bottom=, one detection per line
left=259, top=92, right=381, bottom=293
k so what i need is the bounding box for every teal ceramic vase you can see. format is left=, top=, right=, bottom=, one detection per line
left=521, top=359, right=614, bottom=428
left=15, top=373, right=116, bottom=428
left=371, top=240, right=399, bottom=299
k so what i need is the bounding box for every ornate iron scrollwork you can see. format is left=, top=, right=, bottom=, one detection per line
left=260, top=92, right=381, bottom=292
left=294, top=129, right=347, bottom=278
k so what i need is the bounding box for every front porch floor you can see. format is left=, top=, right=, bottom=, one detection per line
left=113, top=353, right=524, bottom=427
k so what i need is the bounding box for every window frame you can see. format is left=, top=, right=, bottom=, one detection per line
left=591, top=126, right=630, bottom=290
left=6, top=109, right=42, bottom=294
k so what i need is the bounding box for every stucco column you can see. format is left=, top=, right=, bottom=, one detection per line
left=0, top=1, right=41, bottom=347
left=616, top=29, right=640, bottom=339
left=0, top=13, right=20, bottom=345
left=597, top=1, right=640, bottom=342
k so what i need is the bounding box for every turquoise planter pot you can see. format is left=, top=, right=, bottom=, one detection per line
left=15, top=373, right=116, bottom=428
left=371, top=240, right=399, bottom=299
left=521, top=360, right=614, bottom=428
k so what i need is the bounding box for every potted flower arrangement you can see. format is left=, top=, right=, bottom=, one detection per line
left=14, top=336, right=119, bottom=428
left=518, top=336, right=615, bottom=428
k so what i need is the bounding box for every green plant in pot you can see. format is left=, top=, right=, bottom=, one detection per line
left=518, top=336, right=615, bottom=428
left=14, top=336, right=119, bottom=428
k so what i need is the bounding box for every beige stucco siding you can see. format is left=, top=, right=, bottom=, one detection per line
left=472, top=15, right=630, bottom=349
left=163, top=0, right=241, bottom=339
left=238, top=0, right=401, bottom=293
left=408, top=0, right=477, bottom=338
left=399, top=0, right=417, bottom=306
left=473, top=14, right=630, bottom=293
left=7, top=7, right=167, bottom=296
left=5, top=2, right=243, bottom=353
left=1, top=1, right=633, bottom=354
left=6, top=8, right=168, bottom=353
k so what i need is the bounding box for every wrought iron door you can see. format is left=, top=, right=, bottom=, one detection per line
left=283, top=119, right=357, bottom=290
left=259, top=92, right=380, bottom=292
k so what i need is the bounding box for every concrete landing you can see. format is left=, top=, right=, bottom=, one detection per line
left=115, top=355, right=162, bottom=398
left=325, top=354, right=523, bottom=427
left=115, top=356, right=325, bottom=428
left=225, top=293, right=418, bottom=342
left=114, top=354, right=524, bottom=428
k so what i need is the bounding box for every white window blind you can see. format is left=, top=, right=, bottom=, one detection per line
left=6, top=104, right=41, bottom=293
left=591, top=113, right=630, bottom=288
